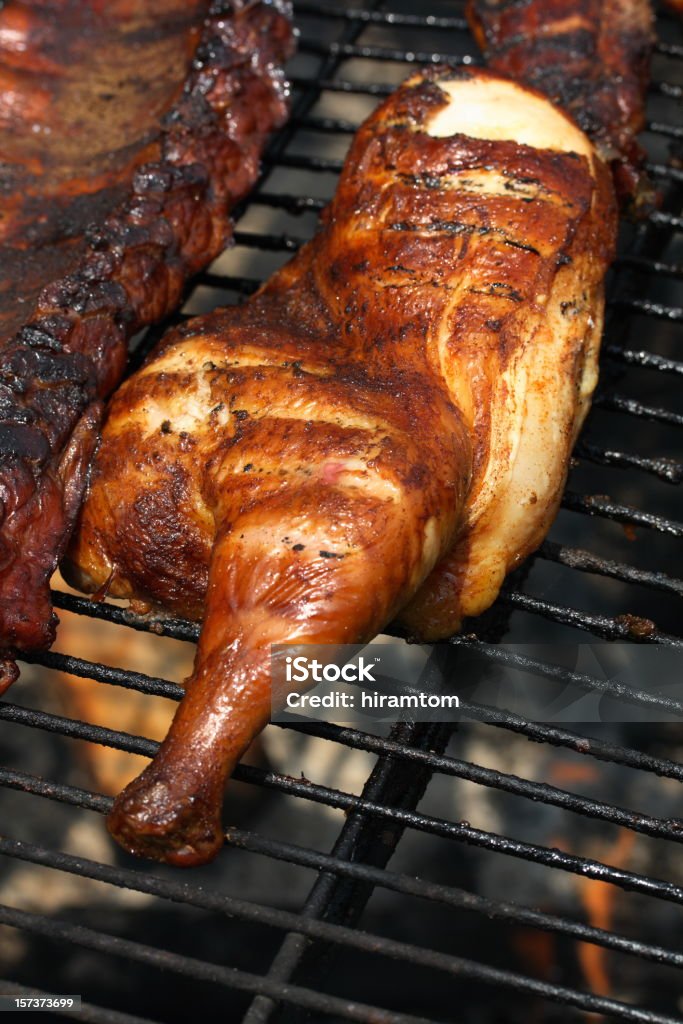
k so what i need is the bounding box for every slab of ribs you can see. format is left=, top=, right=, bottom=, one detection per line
left=4, top=0, right=656, bottom=864
left=0, top=0, right=294, bottom=683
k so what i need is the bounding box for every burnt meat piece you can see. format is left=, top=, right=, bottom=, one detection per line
left=466, top=0, right=655, bottom=213
left=0, top=0, right=294, bottom=677
left=65, top=68, right=616, bottom=865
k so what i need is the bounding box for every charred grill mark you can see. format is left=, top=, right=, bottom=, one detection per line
left=389, top=220, right=491, bottom=236
left=387, top=220, right=545, bottom=259
left=502, top=238, right=541, bottom=256
left=396, top=172, right=445, bottom=189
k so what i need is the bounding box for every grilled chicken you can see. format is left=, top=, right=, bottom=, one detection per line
left=65, top=67, right=617, bottom=866
left=466, top=0, right=655, bottom=213
left=0, top=0, right=293, bottom=683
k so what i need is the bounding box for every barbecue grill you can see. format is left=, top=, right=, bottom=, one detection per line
left=0, top=1, right=682, bottom=1021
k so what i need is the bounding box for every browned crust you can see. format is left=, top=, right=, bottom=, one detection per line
left=0, top=0, right=294, bottom=660
left=66, top=66, right=617, bottom=864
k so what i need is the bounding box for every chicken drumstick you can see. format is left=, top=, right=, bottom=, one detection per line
left=65, top=68, right=616, bottom=865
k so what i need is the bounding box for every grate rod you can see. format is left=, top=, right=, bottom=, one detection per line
left=276, top=721, right=683, bottom=843
left=292, top=3, right=468, bottom=29
left=5, top=813, right=683, bottom=973
left=290, top=75, right=394, bottom=96
left=499, top=590, right=679, bottom=644
left=223, top=827, right=683, bottom=969
left=610, top=297, right=683, bottom=323
left=3, top=698, right=682, bottom=846
left=0, top=904, right=436, bottom=1024
left=538, top=540, right=683, bottom=598
left=574, top=439, right=683, bottom=483
left=562, top=490, right=683, bottom=536
left=10, top=833, right=678, bottom=1017
left=0, top=899, right=678, bottom=1024
left=3, top=754, right=683, bottom=908
left=18, top=649, right=183, bottom=701
left=51, top=591, right=200, bottom=643
left=297, top=38, right=469, bottom=64
left=614, top=255, right=683, bottom=279
left=2, top=769, right=683, bottom=968
left=594, top=392, right=683, bottom=429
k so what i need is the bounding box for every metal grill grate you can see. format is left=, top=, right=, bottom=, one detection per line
left=0, top=1, right=682, bottom=1022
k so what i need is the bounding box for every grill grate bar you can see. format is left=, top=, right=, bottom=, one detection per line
left=19, top=648, right=184, bottom=700
left=594, top=391, right=683, bottom=428
left=21, top=613, right=683, bottom=712
left=614, top=256, right=683, bottom=279
left=0, top=766, right=110, bottom=814
left=51, top=591, right=200, bottom=643
left=647, top=162, right=683, bottom=184
left=605, top=346, right=683, bottom=376
left=650, top=210, right=683, bottom=231
left=43, top=592, right=683, bottom=773
left=5, top=745, right=683, bottom=906
left=1, top=834, right=681, bottom=976
left=499, top=590, right=681, bottom=644
left=274, top=722, right=683, bottom=843
left=0, top=847, right=679, bottom=1024
left=538, top=540, right=683, bottom=598
left=574, top=439, right=683, bottom=483
left=292, top=2, right=469, bottom=29
left=4, top=766, right=683, bottom=974
left=4, top=693, right=683, bottom=847
left=222, top=826, right=683, bottom=969
left=233, top=230, right=304, bottom=253
left=610, top=296, right=683, bottom=322
left=647, top=119, right=683, bottom=139
left=297, top=37, right=475, bottom=63
left=250, top=192, right=327, bottom=214
left=655, top=40, right=683, bottom=58
left=290, top=75, right=394, bottom=96
left=561, top=490, right=683, bottom=537
left=0, top=904, right=438, bottom=1024
left=651, top=80, right=683, bottom=100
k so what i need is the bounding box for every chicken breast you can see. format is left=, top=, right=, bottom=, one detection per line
left=64, top=67, right=617, bottom=865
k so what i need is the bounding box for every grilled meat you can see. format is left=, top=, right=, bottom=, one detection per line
left=0, top=0, right=293, bottom=681
left=466, top=0, right=655, bottom=213
left=65, top=67, right=617, bottom=866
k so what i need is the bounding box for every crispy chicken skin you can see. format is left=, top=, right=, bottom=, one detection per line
left=65, top=68, right=617, bottom=866
left=0, top=0, right=293, bottom=679
left=466, top=0, right=655, bottom=213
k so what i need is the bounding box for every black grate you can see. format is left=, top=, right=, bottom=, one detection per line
left=0, top=2, right=682, bottom=1022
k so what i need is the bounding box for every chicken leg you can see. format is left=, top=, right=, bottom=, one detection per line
left=65, top=67, right=617, bottom=865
